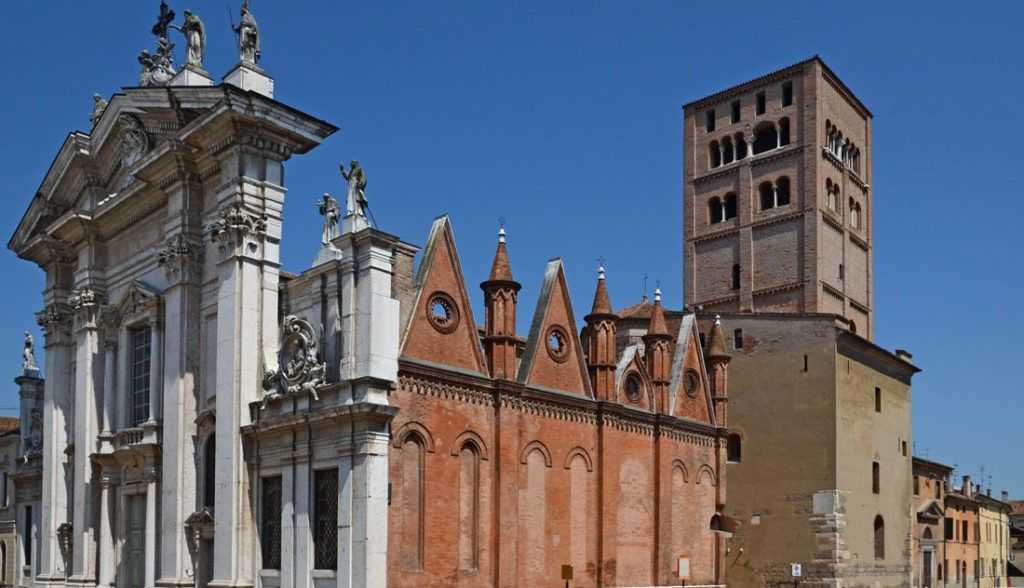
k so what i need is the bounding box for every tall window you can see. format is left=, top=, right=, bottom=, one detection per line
left=709, top=197, right=723, bottom=224
left=723, top=193, right=737, bottom=220
left=709, top=141, right=721, bottom=168
left=731, top=265, right=741, bottom=290
left=457, top=443, right=481, bottom=572
left=726, top=434, right=742, bottom=463
left=875, top=387, right=882, bottom=412
left=874, top=515, right=885, bottom=559
left=203, top=436, right=216, bottom=509
left=782, top=81, right=793, bottom=106
left=1, top=472, right=7, bottom=507
left=400, top=434, right=426, bottom=571
left=731, top=100, right=741, bottom=123
left=872, top=461, right=880, bottom=494
left=733, top=328, right=743, bottom=350
left=23, top=506, right=31, bottom=566
left=913, top=475, right=920, bottom=495
left=130, top=326, right=152, bottom=426
left=779, top=117, right=791, bottom=146
left=705, top=109, right=715, bottom=132
left=776, top=177, right=791, bottom=206
left=755, top=91, right=766, bottom=115
left=314, top=468, right=339, bottom=570
left=260, top=476, right=282, bottom=570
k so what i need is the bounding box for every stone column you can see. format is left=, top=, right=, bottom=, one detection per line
left=156, top=229, right=202, bottom=587
left=145, top=468, right=158, bottom=588
left=36, top=302, right=74, bottom=584
left=97, top=472, right=117, bottom=588
left=349, top=420, right=391, bottom=588
left=70, top=289, right=103, bottom=584
left=772, top=185, right=779, bottom=208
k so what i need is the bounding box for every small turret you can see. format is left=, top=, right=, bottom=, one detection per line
left=480, top=227, right=521, bottom=379
left=643, top=289, right=674, bottom=412
left=706, top=315, right=731, bottom=426
left=584, top=266, right=618, bottom=400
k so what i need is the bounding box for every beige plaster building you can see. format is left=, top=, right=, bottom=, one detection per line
left=913, top=457, right=952, bottom=588
left=976, top=493, right=1011, bottom=588
left=0, top=418, right=20, bottom=588
left=709, top=313, right=918, bottom=588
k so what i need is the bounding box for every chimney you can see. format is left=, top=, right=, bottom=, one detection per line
left=1002, top=490, right=1009, bottom=502
left=962, top=475, right=972, bottom=497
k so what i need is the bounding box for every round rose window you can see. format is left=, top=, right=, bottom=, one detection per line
left=545, top=325, right=570, bottom=363
left=426, top=292, right=459, bottom=334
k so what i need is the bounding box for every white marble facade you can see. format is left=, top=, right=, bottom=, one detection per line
left=8, top=18, right=398, bottom=588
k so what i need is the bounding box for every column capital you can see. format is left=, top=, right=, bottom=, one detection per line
left=157, top=233, right=206, bottom=285
left=206, top=202, right=267, bottom=263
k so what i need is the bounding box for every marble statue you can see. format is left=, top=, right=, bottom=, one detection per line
left=90, top=94, right=108, bottom=127
left=173, top=10, right=207, bottom=69
left=339, top=161, right=368, bottom=217
left=317, top=193, right=341, bottom=244
left=22, top=331, right=38, bottom=372
left=233, top=0, right=261, bottom=66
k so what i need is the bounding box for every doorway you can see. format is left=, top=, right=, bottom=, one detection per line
left=124, top=495, right=146, bottom=588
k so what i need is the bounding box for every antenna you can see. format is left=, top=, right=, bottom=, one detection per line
left=642, top=274, right=649, bottom=300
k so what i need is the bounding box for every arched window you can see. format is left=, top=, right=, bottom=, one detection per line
left=735, top=133, right=748, bottom=160
left=776, top=177, right=791, bottom=206
left=709, top=197, right=723, bottom=224
left=752, top=122, right=777, bottom=155
left=731, top=264, right=741, bottom=290
left=924, top=527, right=933, bottom=540
left=759, top=181, right=774, bottom=210
left=723, top=193, right=737, bottom=220
left=726, top=434, right=741, bottom=463
left=779, top=117, right=791, bottom=146
left=709, top=141, right=721, bottom=168
left=400, top=432, right=427, bottom=570
left=938, top=564, right=943, bottom=580
left=874, top=515, right=885, bottom=560
left=825, top=120, right=832, bottom=149
left=457, top=441, right=481, bottom=572
left=203, top=435, right=216, bottom=509
left=825, top=179, right=835, bottom=210
left=722, top=136, right=734, bottom=165
left=710, top=514, right=723, bottom=531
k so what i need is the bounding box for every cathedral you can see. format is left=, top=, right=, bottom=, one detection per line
left=6, top=4, right=730, bottom=588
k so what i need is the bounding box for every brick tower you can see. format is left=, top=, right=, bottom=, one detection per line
left=682, top=57, right=874, bottom=339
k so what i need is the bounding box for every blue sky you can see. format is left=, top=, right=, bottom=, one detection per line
left=1, top=1, right=1021, bottom=495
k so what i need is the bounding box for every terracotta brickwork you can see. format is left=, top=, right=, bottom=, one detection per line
left=683, top=57, right=875, bottom=339
left=387, top=218, right=730, bottom=587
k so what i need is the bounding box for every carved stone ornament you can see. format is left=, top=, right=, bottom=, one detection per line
left=207, top=203, right=267, bottom=254
left=35, top=303, right=73, bottom=337
left=184, top=508, right=214, bottom=559
left=262, top=315, right=327, bottom=405
left=69, top=288, right=104, bottom=310
left=57, top=522, right=73, bottom=567
left=157, top=234, right=204, bottom=280
left=118, top=114, right=151, bottom=190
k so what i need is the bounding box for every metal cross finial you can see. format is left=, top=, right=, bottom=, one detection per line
left=642, top=274, right=649, bottom=299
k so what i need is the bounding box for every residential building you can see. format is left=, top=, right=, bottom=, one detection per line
left=1009, top=501, right=1024, bottom=586
left=914, top=457, right=953, bottom=588
left=976, top=492, right=1012, bottom=588
left=944, top=478, right=981, bottom=588
left=682, top=57, right=875, bottom=339
left=0, top=417, right=20, bottom=587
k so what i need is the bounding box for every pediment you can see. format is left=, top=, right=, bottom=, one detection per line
left=667, top=314, right=715, bottom=424
left=517, top=259, right=592, bottom=397
left=917, top=500, right=945, bottom=519
left=615, top=345, right=655, bottom=411
left=109, top=280, right=162, bottom=325
left=399, top=215, right=489, bottom=375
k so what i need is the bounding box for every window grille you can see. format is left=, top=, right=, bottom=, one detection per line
left=130, top=327, right=152, bottom=425
left=261, top=477, right=282, bottom=570
left=314, top=468, right=339, bottom=570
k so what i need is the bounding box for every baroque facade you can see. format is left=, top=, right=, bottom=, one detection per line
left=7, top=4, right=731, bottom=588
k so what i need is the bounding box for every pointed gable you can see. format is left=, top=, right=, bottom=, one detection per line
left=667, top=315, right=715, bottom=424
left=517, top=259, right=592, bottom=397
left=400, top=215, right=488, bottom=375
left=615, top=345, right=655, bottom=412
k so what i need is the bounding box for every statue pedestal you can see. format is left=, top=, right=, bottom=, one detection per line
left=171, top=65, right=214, bottom=87
left=224, top=63, right=274, bottom=98
left=311, top=244, right=343, bottom=268
left=342, top=213, right=370, bottom=235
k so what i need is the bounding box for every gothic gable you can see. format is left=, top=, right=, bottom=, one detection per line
left=615, top=345, right=654, bottom=412
left=517, top=259, right=591, bottom=397
left=668, top=315, right=715, bottom=424
left=399, top=215, right=488, bottom=375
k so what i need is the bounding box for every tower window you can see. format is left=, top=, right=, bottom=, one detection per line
left=731, top=100, right=741, bottom=123
left=731, top=264, right=740, bottom=290
left=727, top=434, right=742, bottom=463
left=705, top=109, right=716, bottom=132
left=779, top=117, right=791, bottom=146
left=709, top=197, right=723, bottom=224
left=874, top=515, right=885, bottom=560
left=755, top=91, right=766, bottom=115
left=782, top=81, right=793, bottom=106
left=872, top=461, right=880, bottom=494
left=733, top=328, right=743, bottom=350
left=875, top=387, right=881, bottom=412
left=709, top=141, right=721, bottom=168
left=723, top=193, right=737, bottom=220
left=839, top=264, right=844, bottom=280
left=776, top=176, right=791, bottom=206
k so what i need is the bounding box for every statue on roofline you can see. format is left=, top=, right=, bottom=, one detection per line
left=233, top=0, right=261, bottom=66
left=316, top=193, right=340, bottom=244
left=172, top=10, right=207, bottom=70
left=339, top=161, right=368, bottom=218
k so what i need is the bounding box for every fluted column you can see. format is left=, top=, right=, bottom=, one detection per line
left=101, top=339, right=116, bottom=437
